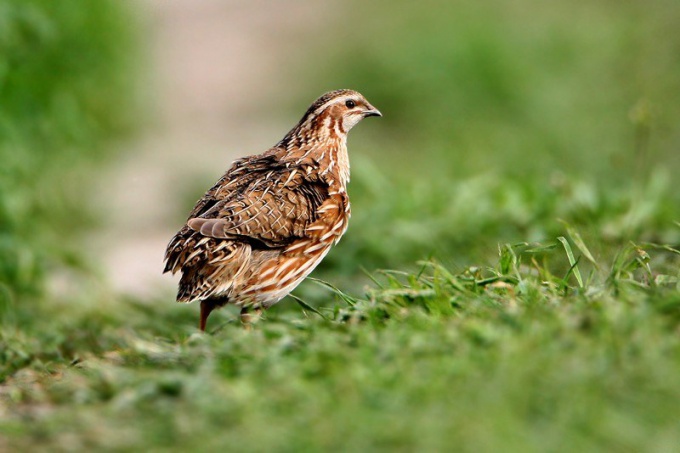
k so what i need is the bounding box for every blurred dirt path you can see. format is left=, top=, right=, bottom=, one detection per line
left=92, top=1, right=333, bottom=298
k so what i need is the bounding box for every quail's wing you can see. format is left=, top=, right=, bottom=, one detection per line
left=184, top=153, right=280, bottom=220
left=163, top=154, right=298, bottom=274
left=187, top=169, right=327, bottom=247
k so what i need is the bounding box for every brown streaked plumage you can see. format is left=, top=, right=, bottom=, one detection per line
left=163, top=89, right=381, bottom=331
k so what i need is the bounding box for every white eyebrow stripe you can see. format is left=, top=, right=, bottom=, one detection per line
left=313, top=95, right=356, bottom=115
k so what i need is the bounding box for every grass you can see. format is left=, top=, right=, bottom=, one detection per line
left=3, top=160, right=680, bottom=450
left=2, top=232, right=680, bottom=451
left=3, top=0, right=680, bottom=451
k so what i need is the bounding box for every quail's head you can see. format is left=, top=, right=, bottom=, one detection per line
left=300, top=89, right=382, bottom=136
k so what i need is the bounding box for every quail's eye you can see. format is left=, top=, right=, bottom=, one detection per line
left=345, top=100, right=356, bottom=109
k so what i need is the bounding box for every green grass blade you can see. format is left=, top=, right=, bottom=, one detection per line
left=640, top=242, right=680, bottom=256
left=558, top=236, right=584, bottom=288
left=360, top=266, right=385, bottom=288
left=308, top=277, right=358, bottom=307
left=288, top=293, right=329, bottom=320
left=560, top=220, right=599, bottom=267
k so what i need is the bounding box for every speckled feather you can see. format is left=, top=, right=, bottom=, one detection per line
left=163, top=89, right=380, bottom=325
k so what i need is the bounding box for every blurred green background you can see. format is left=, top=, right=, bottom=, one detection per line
left=1, top=0, right=680, bottom=451
left=313, top=0, right=680, bottom=271
left=0, top=0, right=137, bottom=317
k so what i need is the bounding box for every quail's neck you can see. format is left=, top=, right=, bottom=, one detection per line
left=317, top=137, right=350, bottom=191
left=277, top=133, right=349, bottom=191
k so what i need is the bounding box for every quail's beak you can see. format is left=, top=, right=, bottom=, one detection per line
left=362, top=105, right=382, bottom=117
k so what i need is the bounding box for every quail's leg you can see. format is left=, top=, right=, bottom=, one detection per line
left=240, top=306, right=263, bottom=330
left=199, top=300, right=216, bottom=332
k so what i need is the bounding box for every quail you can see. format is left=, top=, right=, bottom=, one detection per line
left=163, top=89, right=381, bottom=331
